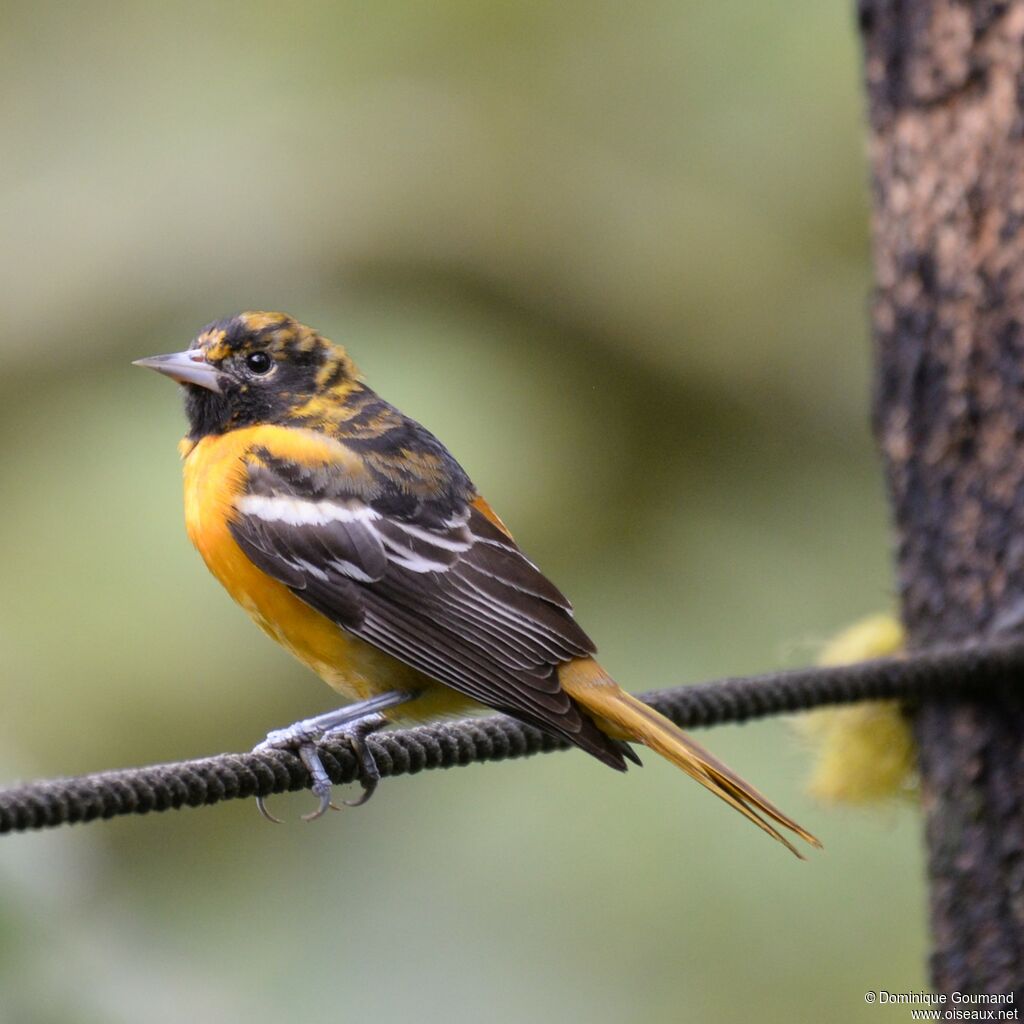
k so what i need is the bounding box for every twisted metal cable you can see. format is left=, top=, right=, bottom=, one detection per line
left=3, top=637, right=1022, bottom=835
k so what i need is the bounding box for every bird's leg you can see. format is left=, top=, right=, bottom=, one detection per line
left=252, top=690, right=414, bottom=823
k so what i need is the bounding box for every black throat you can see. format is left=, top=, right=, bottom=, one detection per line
left=183, top=385, right=233, bottom=441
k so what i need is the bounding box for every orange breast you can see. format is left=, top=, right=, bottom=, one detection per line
left=181, top=426, right=431, bottom=706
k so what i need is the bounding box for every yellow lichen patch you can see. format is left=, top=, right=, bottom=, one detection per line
left=819, top=614, right=904, bottom=665
left=796, top=615, right=918, bottom=804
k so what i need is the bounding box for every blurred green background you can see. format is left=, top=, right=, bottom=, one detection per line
left=0, top=3, right=924, bottom=1022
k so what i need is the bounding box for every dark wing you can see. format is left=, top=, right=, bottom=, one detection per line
left=229, top=446, right=629, bottom=769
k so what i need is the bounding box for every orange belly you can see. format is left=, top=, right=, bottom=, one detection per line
left=181, top=426, right=474, bottom=721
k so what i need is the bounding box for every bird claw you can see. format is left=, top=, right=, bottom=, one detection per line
left=342, top=787, right=375, bottom=808
left=255, top=794, right=285, bottom=825
left=251, top=710, right=389, bottom=823
left=292, top=743, right=334, bottom=822
left=342, top=770, right=382, bottom=806
left=300, top=780, right=336, bottom=822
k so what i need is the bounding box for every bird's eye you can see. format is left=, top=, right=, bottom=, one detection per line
left=245, top=351, right=273, bottom=375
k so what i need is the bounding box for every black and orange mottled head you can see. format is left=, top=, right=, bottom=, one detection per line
left=137, top=312, right=360, bottom=440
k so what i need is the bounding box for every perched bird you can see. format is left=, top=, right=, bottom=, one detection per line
left=136, top=311, right=819, bottom=856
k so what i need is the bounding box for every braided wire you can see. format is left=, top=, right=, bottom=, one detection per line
left=2, top=638, right=1021, bottom=835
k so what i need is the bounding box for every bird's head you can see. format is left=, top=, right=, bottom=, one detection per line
left=135, top=312, right=359, bottom=440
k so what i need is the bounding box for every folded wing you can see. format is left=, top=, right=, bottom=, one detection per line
left=229, top=449, right=629, bottom=768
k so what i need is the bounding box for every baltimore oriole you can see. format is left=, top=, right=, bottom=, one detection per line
left=136, top=311, right=819, bottom=856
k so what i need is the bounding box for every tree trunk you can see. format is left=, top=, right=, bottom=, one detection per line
left=858, top=0, right=1024, bottom=995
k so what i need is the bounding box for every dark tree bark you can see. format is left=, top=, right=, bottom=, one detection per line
left=858, top=0, right=1024, bottom=996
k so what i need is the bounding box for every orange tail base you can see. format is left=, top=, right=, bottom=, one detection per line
left=559, top=659, right=821, bottom=859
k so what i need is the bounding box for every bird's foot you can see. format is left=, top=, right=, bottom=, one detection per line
left=326, top=714, right=385, bottom=810
left=251, top=692, right=411, bottom=823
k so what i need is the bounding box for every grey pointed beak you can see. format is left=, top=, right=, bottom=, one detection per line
left=133, top=350, right=222, bottom=393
